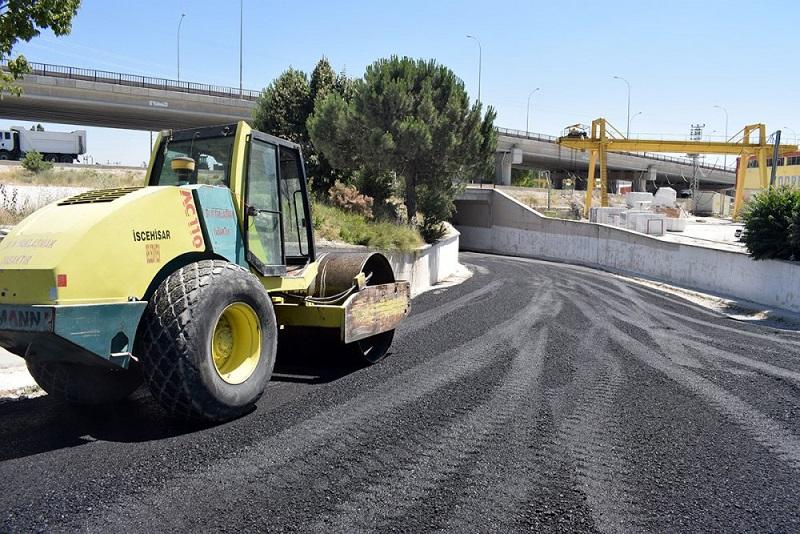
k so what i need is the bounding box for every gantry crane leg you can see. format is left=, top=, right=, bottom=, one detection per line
left=585, top=149, right=597, bottom=218
left=733, top=156, right=748, bottom=219
left=599, top=145, right=609, bottom=207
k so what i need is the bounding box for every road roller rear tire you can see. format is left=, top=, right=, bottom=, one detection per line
left=26, top=360, right=142, bottom=404
left=137, top=260, right=277, bottom=422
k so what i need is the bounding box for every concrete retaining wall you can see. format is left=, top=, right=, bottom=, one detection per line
left=453, top=188, right=800, bottom=313
left=386, top=225, right=461, bottom=297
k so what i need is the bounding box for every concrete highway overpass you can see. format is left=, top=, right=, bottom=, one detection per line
left=1, top=62, right=734, bottom=189
left=0, top=62, right=256, bottom=130
left=495, top=128, right=735, bottom=190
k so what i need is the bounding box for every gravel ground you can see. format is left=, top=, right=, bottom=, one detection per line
left=1, top=251, right=799, bottom=532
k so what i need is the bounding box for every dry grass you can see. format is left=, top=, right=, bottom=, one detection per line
left=0, top=167, right=146, bottom=225
left=0, top=210, right=27, bottom=225
left=0, top=183, right=38, bottom=225
left=1, top=166, right=145, bottom=189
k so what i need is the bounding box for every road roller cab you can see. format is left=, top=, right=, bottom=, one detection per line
left=0, top=122, right=410, bottom=421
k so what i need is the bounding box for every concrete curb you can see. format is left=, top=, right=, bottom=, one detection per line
left=386, top=224, right=461, bottom=297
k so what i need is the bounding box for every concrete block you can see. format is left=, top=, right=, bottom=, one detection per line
left=665, top=218, right=687, bottom=232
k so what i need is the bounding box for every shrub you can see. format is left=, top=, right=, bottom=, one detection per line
left=384, top=195, right=408, bottom=224
left=511, top=169, right=547, bottom=188
left=416, top=183, right=456, bottom=243
left=313, top=203, right=422, bottom=251
left=328, top=180, right=374, bottom=219
left=21, top=150, right=53, bottom=173
left=354, top=168, right=396, bottom=217
left=741, top=187, right=800, bottom=260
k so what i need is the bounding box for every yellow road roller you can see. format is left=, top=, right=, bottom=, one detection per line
left=0, top=122, right=410, bottom=421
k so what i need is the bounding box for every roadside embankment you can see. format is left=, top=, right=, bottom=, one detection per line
left=454, top=187, right=800, bottom=314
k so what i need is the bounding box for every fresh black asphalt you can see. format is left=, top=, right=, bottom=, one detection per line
left=1, top=251, right=799, bottom=533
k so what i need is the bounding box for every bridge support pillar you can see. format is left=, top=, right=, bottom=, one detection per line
left=643, top=165, right=656, bottom=191
left=495, top=152, right=512, bottom=185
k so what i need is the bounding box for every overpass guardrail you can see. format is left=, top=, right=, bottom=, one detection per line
left=2, top=60, right=261, bottom=101
left=495, top=126, right=734, bottom=174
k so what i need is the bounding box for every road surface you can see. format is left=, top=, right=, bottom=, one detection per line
left=1, top=252, right=799, bottom=533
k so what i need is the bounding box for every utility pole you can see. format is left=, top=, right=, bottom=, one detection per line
left=177, top=13, right=186, bottom=81
left=466, top=35, right=482, bottom=104
left=770, top=130, right=781, bottom=187
left=239, top=0, right=243, bottom=95
left=545, top=170, right=552, bottom=211
left=689, top=123, right=705, bottom=213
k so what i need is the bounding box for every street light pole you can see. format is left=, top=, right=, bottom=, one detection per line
left=629, top=111, right=642, bottom=134
left=714, top=105, right=729, bottom=168
left=526, top=87, right=540, bottom=134
left=177, top=13, right=186, bottom=82
left=466, top=34, right=482, bottom=104
left=239, top=0, right=243, bottom=95
left=613, top=75, right=631, bottom=137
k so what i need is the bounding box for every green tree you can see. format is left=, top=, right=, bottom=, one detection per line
left=308, top=56, right=497, bottom=241
left=252, top=67, right=311, bottom=146
left=333, top=71, right=356, bottom=102
left=0, top=0, right=81, bottom=96
left=309, top=56, right=335, bottom=103
left=253, top=58, right=355, bottom=198
left=307, top=57, right=349, bottom=195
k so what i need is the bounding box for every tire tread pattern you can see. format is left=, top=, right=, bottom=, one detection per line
left=138, top=260, right=269, bottom=421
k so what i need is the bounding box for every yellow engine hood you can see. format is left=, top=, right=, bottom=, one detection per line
left=0, top=186, right=207, bottom=305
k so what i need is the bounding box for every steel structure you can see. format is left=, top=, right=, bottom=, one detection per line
left=558, top=118, right=799, bottom=217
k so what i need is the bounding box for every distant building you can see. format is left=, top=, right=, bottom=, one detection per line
left=742, top=152, right=800, bottom=191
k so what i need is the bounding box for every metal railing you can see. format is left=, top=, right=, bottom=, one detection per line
left=495, top=126, right=558, bottom=143
left=3, top=60, right=261, bottom=100
left=495, top=126, right=735, bottom=174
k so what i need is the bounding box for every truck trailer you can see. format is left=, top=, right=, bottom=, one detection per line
left=0, top=126, right=87, bottom=163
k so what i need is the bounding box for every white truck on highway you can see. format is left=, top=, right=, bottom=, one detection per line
left=0, top=126, right=87, bottom=163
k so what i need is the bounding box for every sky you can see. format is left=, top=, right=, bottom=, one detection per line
left=2, top=0, right=799, bottom=166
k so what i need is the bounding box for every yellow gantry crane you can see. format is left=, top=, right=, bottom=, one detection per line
left=557, top=118, right=799, bottom=218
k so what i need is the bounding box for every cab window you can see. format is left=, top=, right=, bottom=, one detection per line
left=150, top=134, right=235, bottom=187
left=245, top=139, right=283, bottom=273
left=279, top=147, right=310, bottom=260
